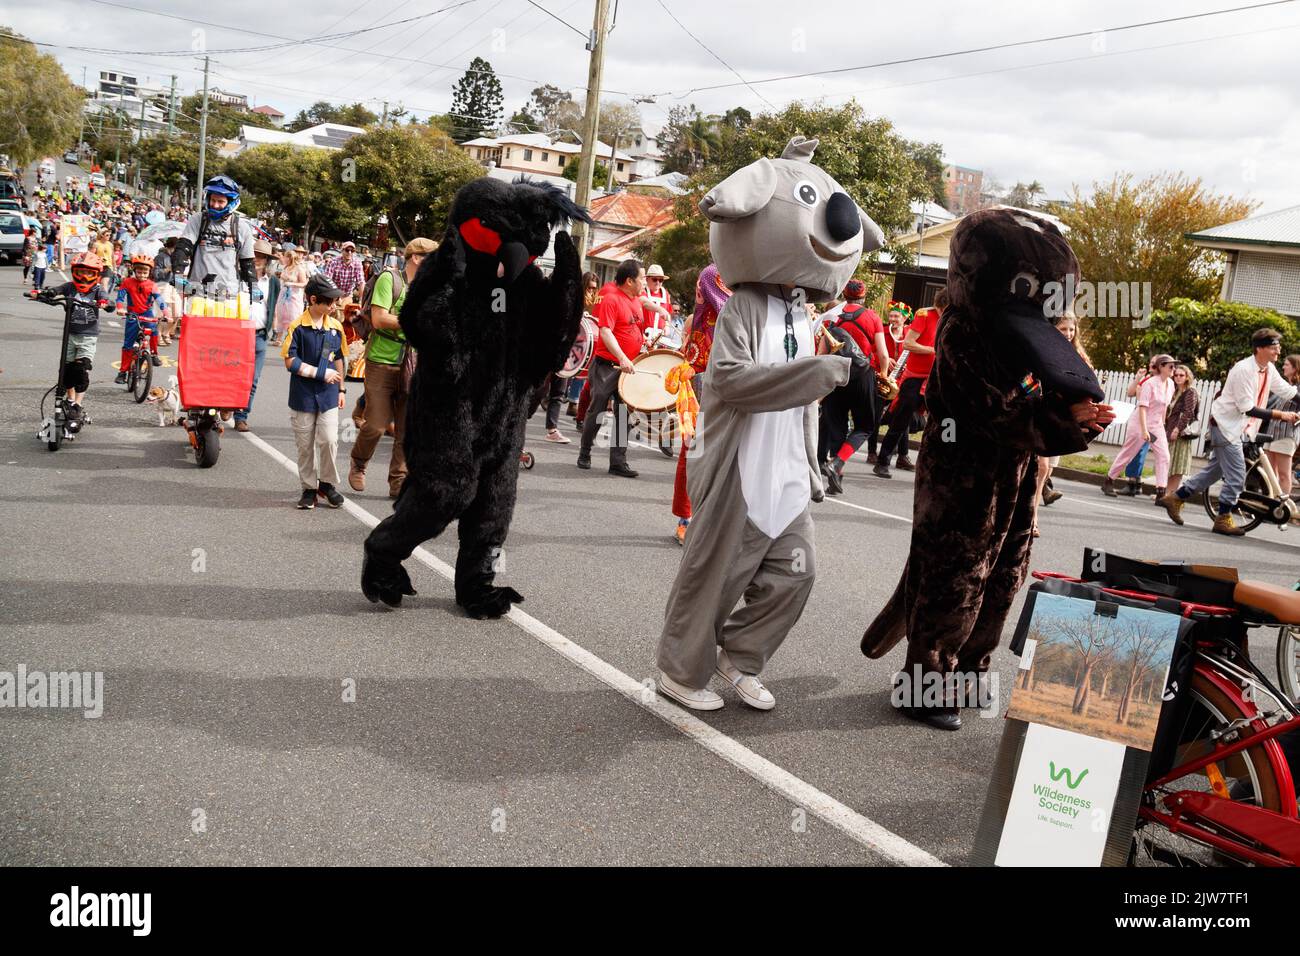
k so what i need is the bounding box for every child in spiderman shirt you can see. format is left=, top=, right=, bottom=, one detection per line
left=114, top=254, right=167, bottom=383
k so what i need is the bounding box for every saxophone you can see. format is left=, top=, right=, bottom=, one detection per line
left=876, top=345, right=909, bottom=400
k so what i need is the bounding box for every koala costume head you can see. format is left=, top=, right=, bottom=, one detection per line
left=700, top=136, right=885, bottom=300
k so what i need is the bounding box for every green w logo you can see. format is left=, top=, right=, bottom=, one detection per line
left=1049, top=762, right=1089, bottom=789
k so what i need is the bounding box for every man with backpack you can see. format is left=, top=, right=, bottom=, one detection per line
left=820, top=280, right=890, bottom=494
left=347, top=238, right=437, bottom=499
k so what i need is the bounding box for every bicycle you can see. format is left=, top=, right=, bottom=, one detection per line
left=1034, top=552, right=1300, bottom=867
left=1200, top=434, right=1298, bottom=534
left=121, top=318, right=154, bottom=404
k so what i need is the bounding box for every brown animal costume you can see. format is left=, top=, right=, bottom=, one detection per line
left=860, top=208, right=1105, bottom=730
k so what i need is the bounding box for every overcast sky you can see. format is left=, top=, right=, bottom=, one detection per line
left=12, top=0, right=1300, bottom=212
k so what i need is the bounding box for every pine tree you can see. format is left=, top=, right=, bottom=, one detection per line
left=450, top=57, right=504, bottom=142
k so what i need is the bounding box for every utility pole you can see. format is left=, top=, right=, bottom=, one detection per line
left=196, top=55, right=211, bottom=191
left=381, top=101, right=388, bottom=127
left=573, top=0, right=611, bottom=267
left=77, top=67, right=88, bottom=155
left=605, top=126, right=623, bottom=193
left=168, top=74, right=177, bottom=135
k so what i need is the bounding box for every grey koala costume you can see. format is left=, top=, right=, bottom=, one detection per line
left=656, top=137, right=884, bottom=699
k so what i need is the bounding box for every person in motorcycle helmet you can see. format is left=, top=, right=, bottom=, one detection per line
left=171, top=174, right=258, bottom=301
left=40, top=252, right=115, bottom=422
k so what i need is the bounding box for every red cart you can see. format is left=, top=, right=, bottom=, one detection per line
left=176, top=313, right=255, bottom=467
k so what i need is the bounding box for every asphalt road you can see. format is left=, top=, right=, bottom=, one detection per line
left=2, top=182, right=1296, bottom=867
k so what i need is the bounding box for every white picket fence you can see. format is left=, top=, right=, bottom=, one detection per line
left=1092, top=369, right=1220, bottom=460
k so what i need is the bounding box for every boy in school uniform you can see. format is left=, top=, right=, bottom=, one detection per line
left=282, top=274, right=348, bottom=509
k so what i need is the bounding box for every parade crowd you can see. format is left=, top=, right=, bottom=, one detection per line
left=12, top=162, right=1300, bottom=542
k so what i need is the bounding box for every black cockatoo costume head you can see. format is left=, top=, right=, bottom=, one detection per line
left=948, top=207, right=1103, bottom=403
left=449, top=176, right=593, bottom=285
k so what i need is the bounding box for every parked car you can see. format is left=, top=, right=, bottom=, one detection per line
left=0, top=212, right=26, bottom=263
left=0, top=198, right=24, bottom=212
left=89, top=172, right=106, bottom=189
left=64, top=151, right=79, bottom=164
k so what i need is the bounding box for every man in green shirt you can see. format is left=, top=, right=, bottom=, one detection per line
left=348, top=237, right=437, bottom=498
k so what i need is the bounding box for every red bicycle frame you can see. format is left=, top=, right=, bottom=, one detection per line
left=1031, top=571, right=1300, bottom=865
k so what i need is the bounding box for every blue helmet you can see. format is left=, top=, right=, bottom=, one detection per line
left=202, top=175, right=241, bottom=221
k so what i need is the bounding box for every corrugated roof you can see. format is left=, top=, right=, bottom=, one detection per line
left=1188, top=205, right=1300, bottom=248
left=587, top=204, right=677, bottom=263
left=588, top=193, right=674, bottom=229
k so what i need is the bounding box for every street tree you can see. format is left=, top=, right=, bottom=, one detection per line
left=227, top=143, right=366, bottom=246
left=449, top=57, right=504, bottom=142
left=134, top=135, right=219, bottom=194
left=562, top=154, right=609, bottom=185
left=597, top=100, right=641, bottom=150
left=177, top=94, right=276, bottom=142
left=526, top=84, right=575, bottom=130
left=286, top=101, right=378, bottom=132
left=649, top=101, right=944, bottom=306
left=337, top=124, right=482, bottom=246
left=0, top=30, right=83, bottom=166
left=1056, top=173, right=1255, bottom=371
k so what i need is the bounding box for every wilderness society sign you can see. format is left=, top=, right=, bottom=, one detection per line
left=1032, top=763, right=1093, bottom=822
left=995, top=724, right=1126, bottom=866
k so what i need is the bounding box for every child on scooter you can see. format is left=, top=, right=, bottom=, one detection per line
left=114, top=254, right=167, bottom=383
left=37, top=252, right=113, bottom=426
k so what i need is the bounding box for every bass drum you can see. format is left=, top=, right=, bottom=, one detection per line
left=557, top=315, right=597, bottom=379
left=617, top=348, right=684, bottom=413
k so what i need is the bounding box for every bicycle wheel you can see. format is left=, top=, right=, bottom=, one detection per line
left=1201, top=466, right=1268, bottom=533
left=1278, top=626, right=1300, bottom=703
left=1132, top=669, right=1289, bottom=866
left=125, top=352, right=137, bottom=392
left=133, top=353, right=152, bottom=403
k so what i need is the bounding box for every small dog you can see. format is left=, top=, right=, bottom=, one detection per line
left=146, top=376, right=183, bottom=427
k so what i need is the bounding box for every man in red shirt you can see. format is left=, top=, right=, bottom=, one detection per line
left=874, top=293, right=943, bottom=478
left=641, top=263, right=674, bottom=347
left=577, top=259, right=646, bottom=477
left=820, top=280, right=890, bottom=492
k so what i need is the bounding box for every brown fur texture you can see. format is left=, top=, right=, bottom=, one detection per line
left=861, top=209, right=1100, bottom=689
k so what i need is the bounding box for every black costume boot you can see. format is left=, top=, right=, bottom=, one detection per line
left=1101, top=477, right=1117, bottom=497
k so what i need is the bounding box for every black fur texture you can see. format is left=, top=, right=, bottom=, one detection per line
left=362, top=177, right=589, bottom=617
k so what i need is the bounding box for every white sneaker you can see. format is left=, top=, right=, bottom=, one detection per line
left=715, top=648, right=776, bottom=710
left=657, top=672, right=724, bottom=711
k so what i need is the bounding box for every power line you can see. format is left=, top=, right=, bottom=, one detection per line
left=826, top=16, right=1300, bottom=105
left=644, top=0, right=1299, bottom=98
left=654, top=0, right=774, bottom=109
left=78, top=0, right=478, bottom=55
left=327, top=0, right=512, bottom=99
left=523, top=0, right=587, bottom=39
left=323, top=0, right=488, bottom=97
left=252, top=0, right=385, bottom=78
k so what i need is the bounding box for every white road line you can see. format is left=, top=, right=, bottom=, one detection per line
left=240, top=429, right=945, bottom=867
left=824, top=494, right=914, bottom=523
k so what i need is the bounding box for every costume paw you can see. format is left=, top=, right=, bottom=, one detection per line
left=361, top=555, right=417, bottom=607
left=458, top=585, right=524, bottom=620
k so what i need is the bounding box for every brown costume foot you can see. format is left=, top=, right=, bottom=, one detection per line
left=897, top=704, right=962, bottom=731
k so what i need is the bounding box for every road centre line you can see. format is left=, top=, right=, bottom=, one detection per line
left=240, top=430, right=945, bottom=867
